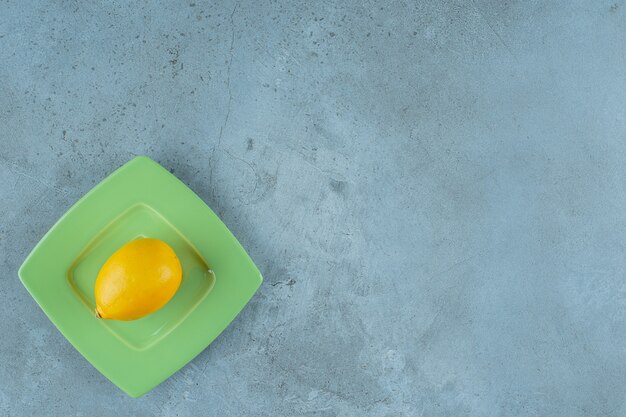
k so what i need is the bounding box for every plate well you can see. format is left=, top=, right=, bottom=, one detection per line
left=68, top=204, right=215, bottom=350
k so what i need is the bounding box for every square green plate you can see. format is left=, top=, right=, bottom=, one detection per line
left=18, top=156, right=262, bottom=397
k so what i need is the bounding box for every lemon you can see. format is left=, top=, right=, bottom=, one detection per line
left=95, top=238, right=182, bottom=321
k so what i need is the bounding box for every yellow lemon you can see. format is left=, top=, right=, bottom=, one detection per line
left=95, top=238, right=182, bottom=321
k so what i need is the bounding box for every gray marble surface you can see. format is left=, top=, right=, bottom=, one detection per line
left=2, top=0, right=626, bottom=415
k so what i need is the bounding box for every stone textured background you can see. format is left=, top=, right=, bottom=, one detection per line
left=1, top=0, right=626, bottom=415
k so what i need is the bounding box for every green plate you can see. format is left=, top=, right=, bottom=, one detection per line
left=18, top=156, right=262, bottom=397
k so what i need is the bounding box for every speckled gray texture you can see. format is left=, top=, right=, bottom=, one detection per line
left=1, top=0, right=626, bottom=415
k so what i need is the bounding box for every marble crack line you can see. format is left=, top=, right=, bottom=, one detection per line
left=209, top=1, right=239, bottom=195
left=471, top=0, right=519, bottom=64
left=223, top=149, right=260, bottom=198
left=1, top=160, right=67, bottom=195
left=425, top=254, right=477, bottom=284
left=220, top=1, right=238, bottom=144
left=270, top=278, right=296, bottom=287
